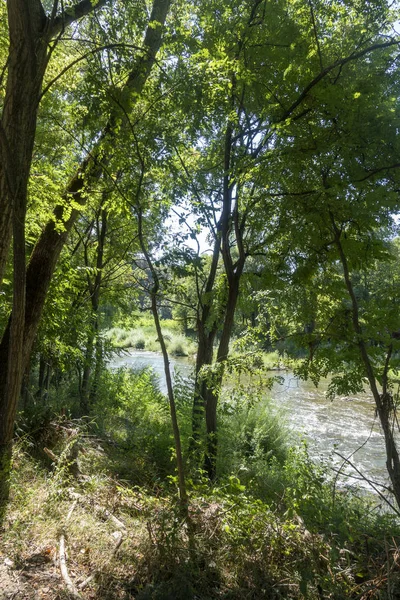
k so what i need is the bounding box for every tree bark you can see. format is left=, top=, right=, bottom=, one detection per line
left=0, top=0, right=48, bottom=519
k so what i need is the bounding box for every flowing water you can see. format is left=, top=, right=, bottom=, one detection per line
left=109, top=350, right=391, bottom=493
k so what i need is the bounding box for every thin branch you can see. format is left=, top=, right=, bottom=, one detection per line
left=281, top=38, right=400, bottom=122
left=40, top=43, right=144, bottom=99
left=355, top=162, right=400, bottom=182
left=307, top=0, right=323, bottom=71
left=333, top=451, right=400, bottom=516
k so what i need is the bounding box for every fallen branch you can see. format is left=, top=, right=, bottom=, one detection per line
left=43, top=447, right=58, bottom=462
left=113, top=532, right=125, bottom=556
left=78, top=573, right=95, bottom=591
left=103, top=509, right=127, bottom=531
left=59, top=500, right=81, bottom=599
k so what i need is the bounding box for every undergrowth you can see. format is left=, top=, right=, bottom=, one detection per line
left=1, top=368, right=400, bottom=599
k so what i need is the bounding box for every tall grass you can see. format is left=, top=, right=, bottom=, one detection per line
left=106, top=322, right=197, bottom=356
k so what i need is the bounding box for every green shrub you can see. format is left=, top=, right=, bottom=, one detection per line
left=93, top=367, right=175, bottom=482
left=217, top=393, right=288, bottom=491
left=134, top=337, right=146, bottom=350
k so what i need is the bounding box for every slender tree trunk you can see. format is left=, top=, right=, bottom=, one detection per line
left=80, top=332, right=95, bottom=414
left=137, top=211, right=188, bottom=510
left=37, top=355, right=46, bottom=400
left=190, top=328, right=217, bottom=458
left=80, top=206, right=107, bottom=412
left=90, top=323, right=103, bottom=403
left=204, top=273, right=242, bottom=479
left=201, top=115, right=247, bottom=479
left=152, top=295, right=188, bottom=510
left=190, top=232, right=221, bottom=460
left=331, top=214, right=400, bottom=509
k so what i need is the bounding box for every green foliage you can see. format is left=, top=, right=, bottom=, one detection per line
left=106, top=324, right=197, bottom=356
left=93, top=367, right=176, bottom=482
left=4, top=377, right=400, bottom=599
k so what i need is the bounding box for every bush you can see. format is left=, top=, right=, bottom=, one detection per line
left=217, top=392, right=289, bottom=493
left=134, top=338, right=146, bottom=350
left=93, top=367, right=175, bottom=482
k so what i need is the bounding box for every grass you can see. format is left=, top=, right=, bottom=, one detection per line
left=2, top=402, right=400, bottom=600
left=106, top=321, right=197, bottom=357
left=3, top=366, right=400, bottom=599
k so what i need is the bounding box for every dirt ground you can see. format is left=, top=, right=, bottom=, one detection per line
left=0, top=552, right=67, bottom=600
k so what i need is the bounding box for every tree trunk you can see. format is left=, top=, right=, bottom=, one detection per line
left=190, top=231, right=221, bottom=461
left=331, top=213, right=400, bottom=509
left=80, top=332, right=95, bottom=414
left=90, top=325, right=103, bottom=403
left=0, top=0, right=171, bottom=516
left=37, top=355, right=46, bottom=400
left=0, top=0, right=111, bottom=287
left=137, top=209, right=188, bottom=511
left=0, top=0, right=48, bottom=518
left=204, top=273, right=242, bottom=479
left=0, top=0, right=171, bottom=373
left=202, top=113, right=247, bottom=479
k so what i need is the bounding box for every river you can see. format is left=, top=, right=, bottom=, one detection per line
left=109, top=350, right=389, bottom=493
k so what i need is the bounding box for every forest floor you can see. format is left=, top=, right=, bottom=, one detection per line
left=1, top=418, right=400, bottom=600
left=0, top=553, right=67, bottom=600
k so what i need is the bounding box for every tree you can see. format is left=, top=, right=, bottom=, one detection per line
left=161, top=0, right=400, bottom=478
left=253, top=39, right=400, bottom=505
left=0, top=0, right=171, bottom=515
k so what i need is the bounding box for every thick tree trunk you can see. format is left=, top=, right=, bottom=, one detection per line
left=0, top=0, right=111, bottom=286
left=0, top=0, right=171, bottom=516
left=0, top=0, right=48, bottom=518
left=0, top=1, right=47, bottom=285
left=0, top=0, right=170, bottom=373
left=204, top=273, right=241, bottom=479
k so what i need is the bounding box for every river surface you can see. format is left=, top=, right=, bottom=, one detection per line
left=109, top=350, right=390, bottom=493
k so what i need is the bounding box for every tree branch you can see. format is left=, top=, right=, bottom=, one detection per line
left=50, top=0, right=110, bottom=37
left=281, top=38, right=400, bottom=122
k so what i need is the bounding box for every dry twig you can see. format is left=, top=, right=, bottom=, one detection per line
left=59, top=500, right=81, bottom=599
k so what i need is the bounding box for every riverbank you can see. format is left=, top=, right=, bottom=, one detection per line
left=108, top=348, right=389, bottom=498
left=1, top=413, right=400, bottom=599
left=106, top=319, right=198, bottom=357
left=105, top=322, right=286, bottom=369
